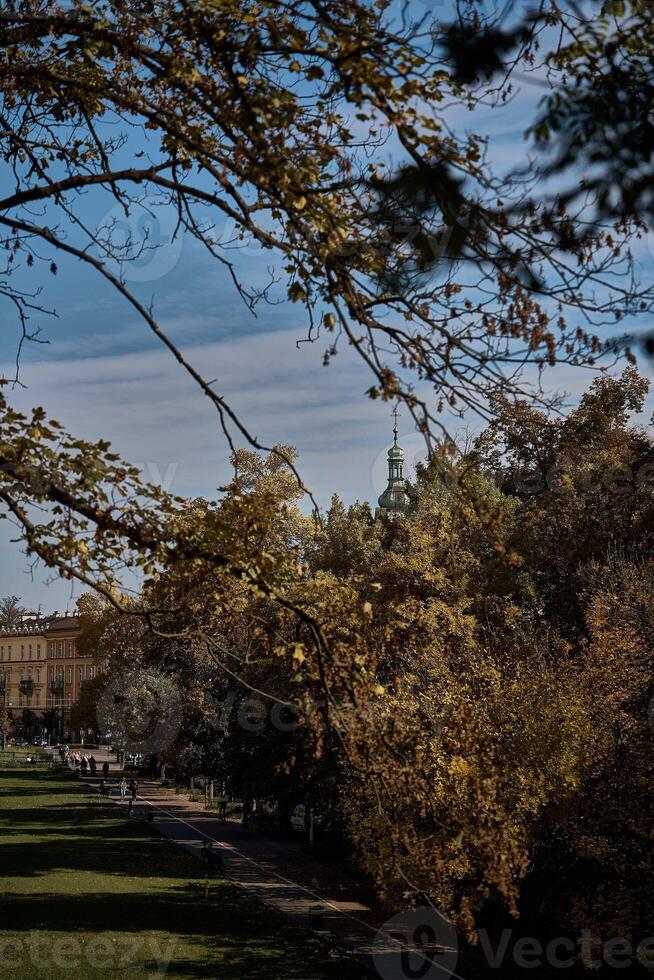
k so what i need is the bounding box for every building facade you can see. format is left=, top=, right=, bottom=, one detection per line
left=0, top=612, right=95, bottom=741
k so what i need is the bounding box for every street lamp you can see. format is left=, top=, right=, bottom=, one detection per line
left=49, top=680, right=65, bottom=744
left=0, top=679, right=6, bottom=751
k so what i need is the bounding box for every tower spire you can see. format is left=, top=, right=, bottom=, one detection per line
left=376, top=403, right=410, bottom=517
left=391, top=405, right=400, bottom=446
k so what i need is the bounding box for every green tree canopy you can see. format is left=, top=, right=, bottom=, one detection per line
left=0, top=596, right=27, bottom=630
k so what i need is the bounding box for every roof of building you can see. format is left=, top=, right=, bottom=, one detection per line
left=378, top=484, right=411, bottom=511
left=0, top=613, right=80, bottom=638
left=46, top=616, right=80, bottom=633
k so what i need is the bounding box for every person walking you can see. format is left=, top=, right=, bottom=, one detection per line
left=80, top=756, right=88, bottom=776
left=120, top=777, right=127, bottom=802
left=102, top=760, right=109, bottom=780
left=129, top=778, right=138, bottom=802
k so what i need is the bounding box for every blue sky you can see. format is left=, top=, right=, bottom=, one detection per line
left=1, top=6, right=653, bottom=612
left=1, top=221, right=434, bottom=611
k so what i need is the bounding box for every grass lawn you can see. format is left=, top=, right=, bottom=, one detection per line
left=2, top=745, right=48, bottom=754
left=0, top=768, right=366, bottom=979
left=0, top=747, right=51, bottom=768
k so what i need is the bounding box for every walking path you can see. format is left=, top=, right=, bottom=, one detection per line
left=116, top=778, right=384, bottom=971
left=52, top=748, right=466, bottom=979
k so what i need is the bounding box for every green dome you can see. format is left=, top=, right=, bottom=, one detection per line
left=378, top=485, right=410, bottom=510
left=376, top=408, right=410, bottom=516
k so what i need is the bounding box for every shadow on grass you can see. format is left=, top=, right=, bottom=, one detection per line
left=0, top=887, right=355, bottom=979
left=0, top=771, right=199, bottom=879
left=0, top=769, right=366, bottom=979
left=4, top=882, right=273, bottom=935
left=0, top=784, right=72, bottom=798
left=1, top=802, right=128, bottom=825
left=0, top=835, right=200, bottom=879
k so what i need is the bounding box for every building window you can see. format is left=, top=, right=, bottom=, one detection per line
left=36, top=670, right=40, bottom=684
left=66, top=641, right=72, bottom=658
left=66, top=668, right=72, bottom=684
left=57, top=641, right=63, bottom=658
left=0, top=647, right=3, bottom=662
left=37, top=644, right=41, bottom=658
left=49, top=642, right=54, bottom=659
left=48, top=668, right=54, bottom=682
left=20, top=645, right=24, bottom=660
left=28, top=644, right=32, bottom=660
left=35, top=693, right=40, bottom=706
left=88, top=666, right=95, bottom=680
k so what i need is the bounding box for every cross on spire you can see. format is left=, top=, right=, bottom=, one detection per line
left=391, top=404, right=401, bottom=445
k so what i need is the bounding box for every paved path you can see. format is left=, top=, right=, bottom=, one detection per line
left=115, top=778, right=382, bottom=965
left=51, top=750, right=466, bottom=979
left=119, top=782, right=466, bottom=978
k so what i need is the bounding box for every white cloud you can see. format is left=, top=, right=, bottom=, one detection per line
left=0, top=326, right=408, bottom=531
left=0, top=329, right=380, bottom=605
left=2, top=323, right=652, bottom=610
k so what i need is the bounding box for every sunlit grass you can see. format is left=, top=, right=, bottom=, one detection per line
left=0, top=768, right=363, bottom=979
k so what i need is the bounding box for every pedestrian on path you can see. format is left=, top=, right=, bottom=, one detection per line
left=80, top=756, right=87, bottom=776
left=102, top=760, right=109, bottom=779
left=120, top=777, right=127, bottom=802
left=129, top=778, right=138, bottom=801
left=89, top=755, right=97, bottom=776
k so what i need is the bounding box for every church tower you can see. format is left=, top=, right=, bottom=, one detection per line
left=376, top=407, right=411, bottom=517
